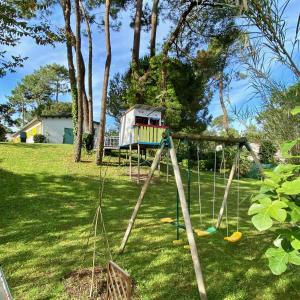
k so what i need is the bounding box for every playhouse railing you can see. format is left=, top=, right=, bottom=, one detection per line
left=133, top=124, right=167, bottom=145
left=104, top=135, right=119, bottom=149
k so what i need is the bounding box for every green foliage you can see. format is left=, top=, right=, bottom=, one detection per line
left=82, top=132, right=94, bottom=153
left=33, top=134, right=46, bottom=143
left=257, top=82, right=300, bottom=145
left=41, top=102, right=72, bottom=117
left=8, top=64, right=70, bottom=122
left=108, top=55, right=211, bottom=131
left=0, top=1, right=60, bottom=77
left=249, top=110, right=300, bottom=275
left=259, top=140, right=277, bottom=164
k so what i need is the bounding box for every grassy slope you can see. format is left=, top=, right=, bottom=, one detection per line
left=0, top=143, right=299, bottom=300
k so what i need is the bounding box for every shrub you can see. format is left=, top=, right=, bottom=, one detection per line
left=259, top=140, right=277, bottom=163
left=82, top=132, right=94, bottom=153
left=33, top=134, right=46, bottom=143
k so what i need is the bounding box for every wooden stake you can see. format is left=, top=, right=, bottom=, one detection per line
left=119, top=144, right=165, bottom=253
left=166, top=148, right=169, bottom=182
left=129, top=144, right=132, bottom=179
left=138, top=143, right=140, bottom=183
left=169, top=137, right=207, bottom=300
left=216, top=151, right=238, bottom=229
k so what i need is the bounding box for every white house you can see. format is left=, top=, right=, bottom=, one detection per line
left=119, top=104, right=166, bottom=148
left=12, top=114, right=99, bottom=144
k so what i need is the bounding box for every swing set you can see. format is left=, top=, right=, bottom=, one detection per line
left=161, top=140, right=243, bottom=243
left=119, top=130, right=264, bottom=300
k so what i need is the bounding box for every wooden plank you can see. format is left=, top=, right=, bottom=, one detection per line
left=216, top=150, right=238, bottom=229
left=172, top=132, right=246, bottom=145
left=119, top=144, right=165, bottom=253
left=169, top=136, right=208, bottom=300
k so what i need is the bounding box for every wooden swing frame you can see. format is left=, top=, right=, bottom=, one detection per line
left=119, top=132, right=264, bottom=300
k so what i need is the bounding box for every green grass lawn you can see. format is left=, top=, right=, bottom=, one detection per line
left=0, top=143, right=299, bottom=300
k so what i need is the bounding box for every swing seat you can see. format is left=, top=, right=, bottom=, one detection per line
left=160, top=217, right=175, bottom=223
left=172, top=239, right=184, bottom=246
left=206, top=226, right=217, bottom=234
left=194, top=229, right=210, bottom=237
left=224, top=231, right=242, bottom=243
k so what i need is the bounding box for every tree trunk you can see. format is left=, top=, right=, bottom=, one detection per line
left=96, top=0, right=111, bottom=165
left=150, top=0, right=159, bottom=57
left=74, top=0, right=83, bottom=162
left=218, top=72, right=229, bottom=134
left=61, top=0, right=77, bottom=136
left=79, top=51, right=89, bottom=132
left=80, top=0, right=94, bottom=134
left=132, top=0, right=143, bottom=67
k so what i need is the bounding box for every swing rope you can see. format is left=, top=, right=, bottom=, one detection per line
left=221, top=145, right=229, bottom=238
left=212, top=145, right=217, bottom=223
left=236, top=147, right=240, bottom=232
left=197, top=145, right=202, bottom=225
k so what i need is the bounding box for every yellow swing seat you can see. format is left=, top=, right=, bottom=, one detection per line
left=224, top=231, right=242, bottom=243
left=194, top=229, right=210, bottom=237
left=160, top=217, right=175, bottom=223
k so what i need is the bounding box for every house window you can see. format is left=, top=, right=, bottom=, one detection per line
left=135, top=116, right=148, bottom=125
left=149, top=118, right=160, bottom=126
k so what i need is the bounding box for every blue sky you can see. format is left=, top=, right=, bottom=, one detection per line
left=1, top=1, right=299, bottom=131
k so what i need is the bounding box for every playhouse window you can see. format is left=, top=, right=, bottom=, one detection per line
left=149, top=118, right=159, bottom=126
left=135, top=116, right=148, bottom=125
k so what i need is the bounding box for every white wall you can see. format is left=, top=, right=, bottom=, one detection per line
left=42, top=118, right=73, bottom=144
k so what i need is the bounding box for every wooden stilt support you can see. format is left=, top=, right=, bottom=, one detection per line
left=137, top=143, right=141, bottom=183
left=169, top=137, right=207, bottom=300
left=158, top=153, right=161, bottom=177
left=166, top=149, right=169, bottom=182
left=216, top=150, right=239, bottom=229
left=119, top=144, right=165, bottom=253
left=129, top=144, right=132, bottom=179
left=118, top=148, right=121, bottom=166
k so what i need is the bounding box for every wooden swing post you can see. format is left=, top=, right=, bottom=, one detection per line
left=169, top=136, right=207, bottom=300
left=119, top=143, right=165, bottom=253
left=216, top=148, right=239, bottom=229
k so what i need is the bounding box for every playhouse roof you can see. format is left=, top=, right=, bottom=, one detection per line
left=121, top=104, right=164, bottom=116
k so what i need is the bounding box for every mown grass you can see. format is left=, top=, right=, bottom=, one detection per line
left=0, top=143, right=299, bottom=300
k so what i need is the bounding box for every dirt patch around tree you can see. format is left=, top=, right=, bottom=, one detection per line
left=63, top=267, right=107, bottom=299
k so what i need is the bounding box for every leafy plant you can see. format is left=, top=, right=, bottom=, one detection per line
left=33, top=134, right=46, bottom=143
left=82, top=132, right=94, bottom=153
left=248, top=108, right=300, bottom=275
left=259, top=140, right=277, bottom=164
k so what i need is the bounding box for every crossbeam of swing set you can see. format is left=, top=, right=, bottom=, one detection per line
left=172, top=132, right=248, bottom=145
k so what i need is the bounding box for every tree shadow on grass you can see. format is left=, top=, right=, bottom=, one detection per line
left=0, top=162, right=299, bottom=300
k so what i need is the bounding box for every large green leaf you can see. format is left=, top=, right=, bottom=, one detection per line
left=249, top=198, right=288, bottom=231
left=266, top=247, right=300, bottom=274
left=268, top=200, right=288, bottom=222
left=291, top=238, right=300, bottom=250
left=274, top=164, right=298, bottom=174
left=291, top=106, right=300, bottom=116
left=280, top=139, right=300, bottom=158
left=265, top=247, right=288, bottom=275
left=252, top=213, right=273, bottom=231
left=277, top=179, right=300, bottom=195
left=288, top=250, right=300, bottom=265
left=288, top=202, right=300, bottom=223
